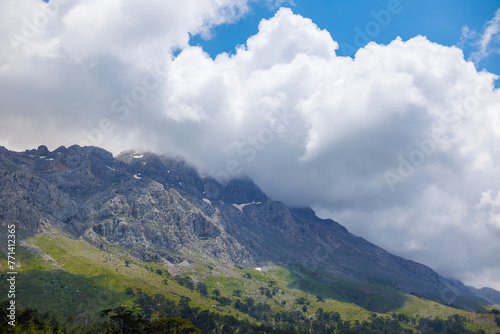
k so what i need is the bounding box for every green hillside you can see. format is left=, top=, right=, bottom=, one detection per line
left=1, top=233, right=499, bottom=333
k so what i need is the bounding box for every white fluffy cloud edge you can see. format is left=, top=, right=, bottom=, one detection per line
left=1, top=0, right=500, bottom=291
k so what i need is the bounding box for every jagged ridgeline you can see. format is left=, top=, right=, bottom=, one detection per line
left=0, top=145, right=499, bottom=333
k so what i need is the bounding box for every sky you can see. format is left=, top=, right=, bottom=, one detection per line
left=1, top=0, right=500, bottom=292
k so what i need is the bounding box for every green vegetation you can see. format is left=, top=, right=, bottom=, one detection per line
left=0, top=233, right=499, bottom=333
left=288, top=263, right=407, bottom=313
left=0, top=296, right=491, bottom=333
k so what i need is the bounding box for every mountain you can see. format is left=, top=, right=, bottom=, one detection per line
left=1, top=144, right=499, bottom=312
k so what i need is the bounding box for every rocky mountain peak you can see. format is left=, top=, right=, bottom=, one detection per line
left=218, top=177, right=268, bottom=204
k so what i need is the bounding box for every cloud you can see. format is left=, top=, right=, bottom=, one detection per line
left=477, top=189, right=500, bottom=230
left=58, top=0, right=250, bottom=63
left=1, top=3, right=500, bottom=291
left=463, top=9, right=500, bottom=64
left=0, top=0, right=251, bottom=152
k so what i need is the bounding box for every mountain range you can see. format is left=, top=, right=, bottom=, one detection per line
left=1, top=144, right=499, bottom=314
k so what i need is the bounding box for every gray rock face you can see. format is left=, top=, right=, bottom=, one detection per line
left=0, top=169, right=77, bottom=231
left=0, top=145, right=497, bottom=307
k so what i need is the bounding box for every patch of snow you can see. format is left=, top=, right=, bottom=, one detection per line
left=232, top=202, right=262, bottom=212
left=179, top=181, right=183, bottom=186
left=133, top=174, right=142, bottom=180
left=106, top=166, right=116, bottom=171
left=141, top=162, right=147, bottom=166
left=47, top=158, right=54, bottom=161
left=133, top=154, right=144, bottom=159
left=203, top=198, right=211, bottom=205
left=29, top=155, right=35, bottom=157
left=255, top=267, right=262, bottom=272
left=39, top=156, right=46, bottom=159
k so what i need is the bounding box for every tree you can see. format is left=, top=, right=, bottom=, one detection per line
left=234, top=299, right=244, bottom=312
left=232, top=289, right=242, bottom=297
left=217, top=297, right=232, bottom=306
left=179, top=296, right=191, bottom=310
left=148, top=317, right=201, bottom=334
left=295, top=297, right=307, bottom=305
left=66, top=313, right=76, bottom=325
left=100, top=306, right=146, bottom=334
left=243, top=297, right=255, bottom=308
left=17, top=308, right=43, bottom=330
left=174, top=276, right=194, bottom=291
left=316, top=295, right=323, bottom=302
left=184, top=279, right=194, bottom=291
left=259, top=287, right=272, bottom=299
left=212, top=289, right=220, bottom=299
left=196, top=282, right=208, bottom=297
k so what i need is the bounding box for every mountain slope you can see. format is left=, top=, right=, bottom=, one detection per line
left=1, top=145, right=498, bottom=312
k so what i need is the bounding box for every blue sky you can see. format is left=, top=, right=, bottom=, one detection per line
left=192, top=0, right=500, bottom=78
